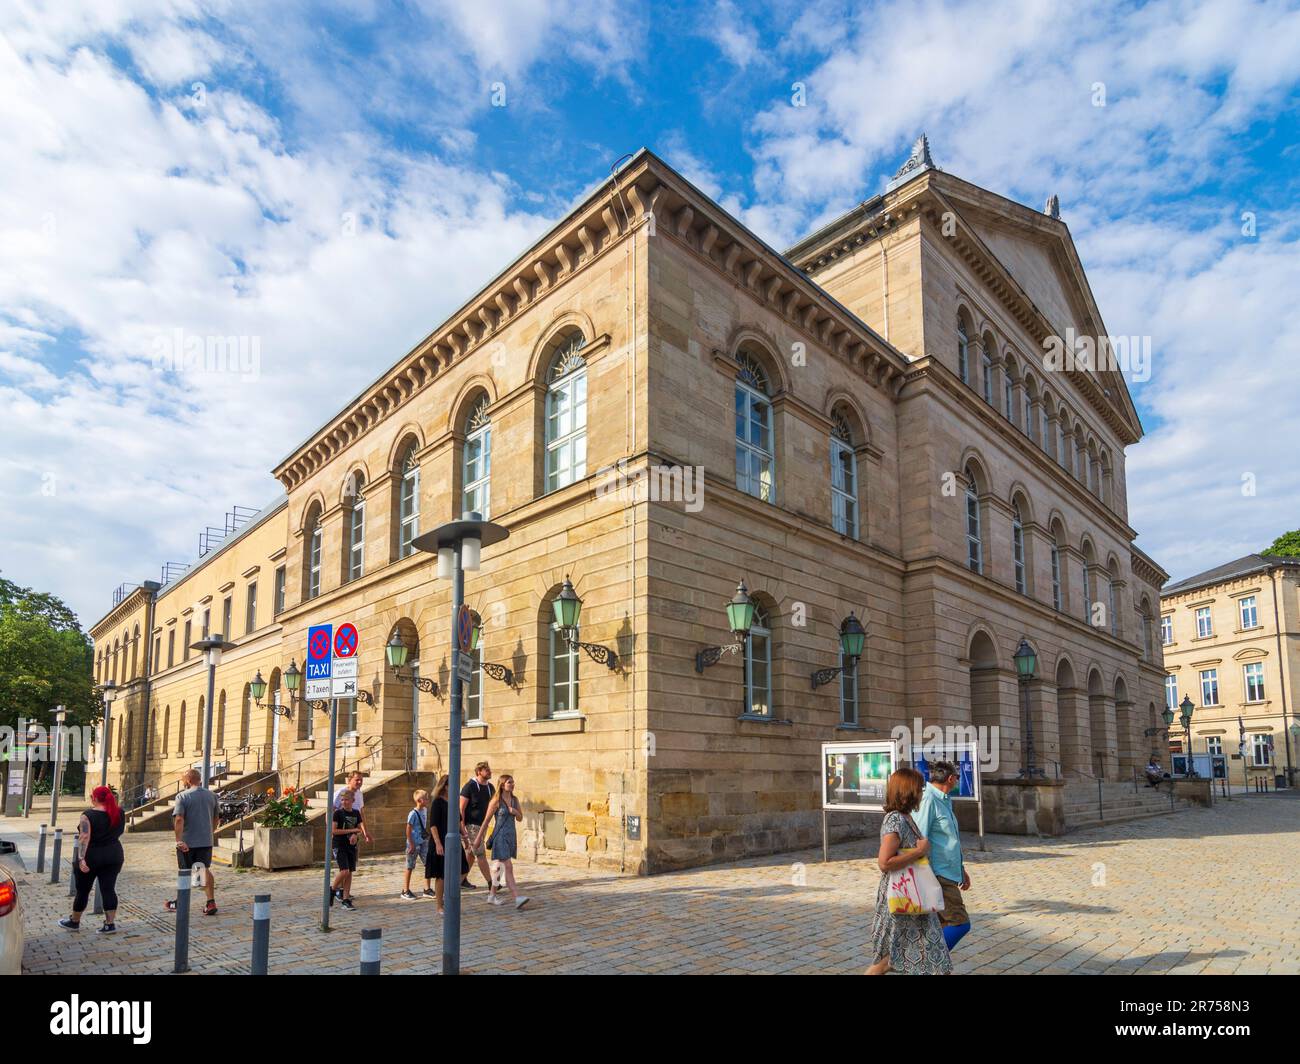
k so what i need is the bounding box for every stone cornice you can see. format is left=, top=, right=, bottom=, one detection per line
left=89, top=583, right=158, bottom=641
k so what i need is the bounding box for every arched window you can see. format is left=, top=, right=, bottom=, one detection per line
left=840, top=642, right=859, bottom=726
left=1003, top=361, right=1017, bottom=422
left=1050, top=527, right=1063, bottom=610
left=162, top=706, right=170, bottom=755
left=829, top=412, right=858, bottom=538
left=305, top=505, right=322, bottom=600
left=735, top=351, right=775, bottom=502
left=1012, top=502, right=1026, bottom=594
left=239, top=683, right=251, bottom=749
left=1057, top=416, right=1069, bottom=470
left=463, top=395, right=492, bottom=518
left=981, top=335, right=995, bottom=405
left=1041, top=396, right=1055, bottom=462
left=957, top=316, right=971, bottom=384
left=545, top=333, right=588, bottom=493
left=1108, top=560, right=1120, bottom=638
left=548, top=605, right=580, bottom=718
left=743, top=604, right=773, bottom=717
left=216, top=690, right=227, bottom=751
left=397, top=442, right=420, bottom=558
left=345, top=472, right=365, bottom=582
left=177, top=702, right=186, bottom=754
left=964, top=464, right=983, bottom=575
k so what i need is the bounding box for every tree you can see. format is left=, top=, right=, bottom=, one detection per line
left=1263, top=530, right=1300, bottom=558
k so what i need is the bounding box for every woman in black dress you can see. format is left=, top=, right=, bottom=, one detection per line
left=423, top=774, right=468, bottom=915
left=59, top=785, right=126, bottom=934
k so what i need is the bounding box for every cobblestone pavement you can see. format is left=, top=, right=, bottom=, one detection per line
left=4, top=794, right=1297, bottom=975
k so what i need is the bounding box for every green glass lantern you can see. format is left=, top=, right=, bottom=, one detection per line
left=1162, top=705, right=1175, bottom=728
left=1179, top=694, right=1194, bottom=727
left=725, top=580, right=756, bottom=638
left=553, top=577, right=582, bottom=630
left=1013, top=638, right=1037, bottom=679
left=386, top=630, right=409, bottom=670
left=839, top=612, right=866, bottom=661
left=249, top=670, right=267, bottom=702
left=284, top=659, right=301, bottom=693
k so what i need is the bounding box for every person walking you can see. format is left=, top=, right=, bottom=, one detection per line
left=423, top=775, right=469, bottom=915
left=59, top=786, right=125, bottom=934
left=865, top=767, right=951, bottom=975
left=333, top=771, right=373, bottom=845
left=913, top=759, right=972, bottom=952
left=473, top=774, right=529, bottom=910
left=401, top=789, right=432, bottom=900
left=458, top=761, right=494, bottom=891
left=331, top=788, right=363, bottom=911
left=165, top=769, right=219, bottom=916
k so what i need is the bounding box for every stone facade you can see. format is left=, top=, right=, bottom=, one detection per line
left=89, top=145, right=1168, bottom=874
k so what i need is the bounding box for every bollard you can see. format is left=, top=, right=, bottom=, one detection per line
left=172, top=871, right=192, bottom=974
left=93, top=879, right=104, bottom=916
left=36, top=824, right=48, bottom=874
left=251, top=894, right=271, bottom=975
left=50, top=828, right=63, bottom=885
left=360, top=928, right=381, bottom=975
left=67, top=843, right=79, bottom=897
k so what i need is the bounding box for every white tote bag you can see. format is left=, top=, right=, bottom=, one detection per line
left=885, top=815, right=945, bottom=915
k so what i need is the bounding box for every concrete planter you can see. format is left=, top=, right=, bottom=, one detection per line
left=254, top=824, right=314, bottom=870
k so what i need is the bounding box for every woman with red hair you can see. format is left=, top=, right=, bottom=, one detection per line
left=59, top=785, right=126, bottom=934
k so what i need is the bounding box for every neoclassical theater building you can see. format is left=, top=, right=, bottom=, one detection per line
left=89, top=139, right=1168, bottom=873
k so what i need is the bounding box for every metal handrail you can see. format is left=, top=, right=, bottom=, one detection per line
left=121, top=743, right=275, bottom=812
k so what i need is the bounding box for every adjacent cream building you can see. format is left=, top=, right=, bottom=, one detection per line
left=1160, top=553, right=1300, bottom=785
left=89, top=139, right=1169, bottom=873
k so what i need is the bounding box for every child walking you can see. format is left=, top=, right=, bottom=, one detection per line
left=401, top=789, right=433, bottom=900
left=331, top=788, right=363, bottom=911
left=473, top=774, right=529, bottom=910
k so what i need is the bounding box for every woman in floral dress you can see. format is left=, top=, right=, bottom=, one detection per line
left=865, top=767, right=952, bottom=975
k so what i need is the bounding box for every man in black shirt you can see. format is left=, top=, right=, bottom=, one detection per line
left=331, top=789, right=363, bottom=910
left=459, top=762, right=494, bottom=891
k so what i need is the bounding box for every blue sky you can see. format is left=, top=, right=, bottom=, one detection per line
left=2, top=0, right=1299, bottom=627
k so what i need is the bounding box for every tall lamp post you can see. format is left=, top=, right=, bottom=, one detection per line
left=49, top=705, right=69, bottom=827
left=1014, top=639, right=1045, bottom=779
left=411, top=511, right=509, bottom=976
left=191, top=633, right=236, bottom=788
left=1179, top=695, right=1196, bottom=777
left=98, top=681, right=118, bottom=789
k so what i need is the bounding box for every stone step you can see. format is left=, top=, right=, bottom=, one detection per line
left=1065, top=806, right=1183, bottom=832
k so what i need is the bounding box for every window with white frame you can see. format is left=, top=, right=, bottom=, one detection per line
left=1251, top=732, right=1273, bottom=767
left=398, top=444, right=420, bottom=558
left=548, top=619, right=579, bottom=717
left=982, top=352, right=994, bottom=404
left=245, top=582, right=257, bottom=634
left=1206, top=736, right=1222, bottom=756
left=1200, top=668, right=1219, bottom=706
left=830, top=415, right=857, bottom=538
left=1108, top=577, right=1118, bottom=637
left=1003, top=371, right=1014, bottom=422
left=465, top=646, right=484, bottom=723
left=462, top=395, right=492, bottom=518
left=743, top=604, right=772, bottom=717
left=1012, top=503, right=1026, bottom=594
left=840, top=647, right=858, bottom=725
left=307, top=521, right=322, bottom=600
left=957, top=319, right=970, bottom=384
left=274, top=566, right=286, bottom=615
left=1239, top=595, right=1258, bottom=629
left=1081, top=562, right=1090, bottom=621
left=735, top=353, right=774, bottom=502
left=1041, top=406, right=1053, bottom=461
left=1051, top=539, right=1062, bottom=610
left=545, top=334, right=588, bottom=493
left=1195, top=606, right=1213, bottom=638
left=964, top=466, right=982, bottom=574
left=1161, top=615, right=1172, bottom=645
left=1243, top=661, right=1266, bottom=702
left=1165, top=674, right=1178, bottom=711
left=347, top=473, right=365, bottom=581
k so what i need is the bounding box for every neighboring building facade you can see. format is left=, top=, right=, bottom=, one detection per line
left=1160, top=553, right=1300, bottom=785
left=89, top=140, right=1168, bottom=873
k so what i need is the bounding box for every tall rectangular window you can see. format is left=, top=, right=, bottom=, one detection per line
left=840, top=654, right=858, bottom=726
left=167, top=630, right=175, bottom=668
left=245, top=582, right=257, bottom=634
left=735, top=382, right=774, bottom=503
left=1195, top=606, right=1213, bottom=638
left=1051, top=543, right=1062, bottom=610
left=308, top=526, right=322, bottom=599
left=348, top=499, right=365, bottom=581
left=153, top=636, right=161, bottom=672
left=202, top=609, right=210, bottom=639
left=465, top=647, right=483, bottom=724
left=1165, top=674, right=1177, bottom=711
left=222, top=596, right=232, bottom=638
left=1252, top=733, right=1272, bottom=767
left=1206, top=736, right=1222, bottom=757
left=1161, top=615, right=1173, bottom=645
left=1244, top=662, right=1265, bottom=702
left=463, top=424, right=491, bottom=520
left=1239, top=596, right=1258, bottom=629
left=982, top=356, right=993, bottom=404
left=183, top=620, right=192, bottom=659
left=548, top=624, right=580, bottom=717
left=1199, top=668, right=1219, bottom=706
left=274, top=566, right=286, bottom=614
left=830, top=437, right=857, bottom=538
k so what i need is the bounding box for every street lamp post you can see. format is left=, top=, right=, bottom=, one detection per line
left=98, top=682, right=118, bottom=789
left=1014, top=640, right=1045, bottom=779
left=411, top=511, right=509, bottom=976
left=1179, top=694, right=1196, bottom=777
left=49, top=705, right=69, bottom=827
left=190, top=634, right=236, bottom=788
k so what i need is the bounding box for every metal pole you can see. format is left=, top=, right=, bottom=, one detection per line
left=251, top=894, right=270, bottom=975
left=821, top=809, right=828, bottom=863
left=100, top=699, right=112, bottom=788
left=202, top=659, right=216, bottom=788
left=977, top=795, right=986, bottom=852
left=321, top=699, right=338, bottom=932
left=173, top=870, right=191, bottom=974
left=50, top=709, right=65, bottom=828
left=67, top=843, right=79, bottom=897
left=93, top=879, right=103, bottom=915
left=443, top=543, right=465, bottom=976
left=360, top=927, right=381, bottom=974
left=22, top=740, right=34, bottom=817
left=36, top=824, right=47, bottom=873
left=50, top=828, right=63, bottom=884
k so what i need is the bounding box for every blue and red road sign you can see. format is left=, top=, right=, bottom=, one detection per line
left=307, top=624, right=332, bottom=680
left=334, top=622, right=358, bottom=658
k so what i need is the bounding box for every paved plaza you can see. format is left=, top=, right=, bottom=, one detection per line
left=5, top=795, right=1297, bottom=975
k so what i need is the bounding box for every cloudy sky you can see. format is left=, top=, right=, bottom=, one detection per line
left=3, top=0, right=1298, bottom=628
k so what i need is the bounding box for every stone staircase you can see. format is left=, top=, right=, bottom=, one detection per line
left=1063, top=779, right=1196, bottom=831
left=125, top=767, right=253, bottom=832
left=212, top=767, right=412, bottom=868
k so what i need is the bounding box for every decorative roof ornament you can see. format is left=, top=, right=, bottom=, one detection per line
left=548, top=332, right=587, bottom=381
left=1045, top=194, right=1061, bottom=219
left=831, top=411, right=853, bottom=443
left=466, top=393, right=491, bottom=431
left=735, top=350, right=770, bottom=393
left=887, top=134, right=937, bottom=191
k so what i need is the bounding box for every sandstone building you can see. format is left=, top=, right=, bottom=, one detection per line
left=1160, top=553, right=1300, bottom=785
left=89, top=139, right=1168, bottom=872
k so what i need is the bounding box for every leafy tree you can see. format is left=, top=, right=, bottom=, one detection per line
left=1263, top=530, right=1300, bottom=558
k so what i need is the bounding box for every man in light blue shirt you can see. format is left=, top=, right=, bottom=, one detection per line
left=913, top=760, right=972, bottom=950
